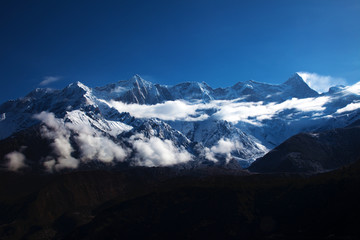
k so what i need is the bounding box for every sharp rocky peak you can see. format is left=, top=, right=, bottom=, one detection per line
left=115, top=74, right=154, bottom=89
left=281, top=73, right=319, bottom=97
left=130, top=74, right=151, bottom=85
left=66, top=81, right=90, bottom=91
left=283, top=73, right=307, bottom=86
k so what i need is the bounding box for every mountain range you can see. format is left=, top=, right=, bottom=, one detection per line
left=2, top=73, right=360, bottom=239
left=1, top=73, right=360, bottom=173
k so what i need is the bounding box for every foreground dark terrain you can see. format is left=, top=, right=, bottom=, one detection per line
left=1, top=161, right=360, bottom=240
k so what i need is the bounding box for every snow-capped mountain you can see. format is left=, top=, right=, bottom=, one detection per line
left=213, top=73, right=319, bottom=103
left=93, top=74, right=173, bottom=104
left=1, top=73, right=360, bottom=172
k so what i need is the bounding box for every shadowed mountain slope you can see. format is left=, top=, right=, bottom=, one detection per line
left=249, top=122, right=360, bottom=173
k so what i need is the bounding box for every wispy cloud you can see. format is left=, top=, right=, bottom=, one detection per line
left=297, top=72, right=347, bottom=93
left=39, top=76, right=62, bottom=86
left=5, top=151, right=27, bottom=171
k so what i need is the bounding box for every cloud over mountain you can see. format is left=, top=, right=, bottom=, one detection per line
left=2, top=73, right=360, bottom=172
left=297, top=72, right=347, bottom=93
left=203, top=138, right=243, bottom=163
left=32, top=111, right=194, bottom=171
left=130, top=133, right=193, bottom=167
left=34, top=112, right=79, bottom=171
left=108, top=99, right=208, bottom=121
left=107, top=96, right=330, bottom=126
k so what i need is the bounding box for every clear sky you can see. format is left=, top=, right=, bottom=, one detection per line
left=1, top=0, right=359, bottom=102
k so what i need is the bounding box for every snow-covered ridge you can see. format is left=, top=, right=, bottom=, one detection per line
left=2, top=73, right=360, bottom=171
left=90, top=73, right=319, bottom=104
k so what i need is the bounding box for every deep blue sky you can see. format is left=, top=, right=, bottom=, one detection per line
left=1, top=0, right=359, bottom=102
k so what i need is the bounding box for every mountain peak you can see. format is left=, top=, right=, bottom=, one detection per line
left=114, top=75, right=154, bottom=90
left=129, top=74, right=152, bottom=86
left=68, top=81, right=86, bottom=87
left=201, top=81, right=213, bottom=90
left=66, top=81, right=92, bottom=94
left=132, top=74, right=142, bottom=80
left=282, top=73, right=319, bottom=97
left=283, top=73, right=306, bottom=86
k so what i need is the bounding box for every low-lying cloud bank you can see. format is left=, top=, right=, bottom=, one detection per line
left=212, top=97, right=330, bottom=125
left=105, top=96, right=331, bottom=126
left=3, top=110, right=272, bottom=172
left=336, top=101, right=360, bottom=114
left=30, top=111, right=195, bottom=171
left=107, top=100, right=208, bottom=121
left=6, top=111, right=248, bottom=172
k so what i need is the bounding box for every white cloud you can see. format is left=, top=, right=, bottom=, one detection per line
left=210, top=138, right=238, bottom=154
left=130, top=134, right=193, bottom=167
left=69, top=124, right=129, bottom=163
left=203, top=138, right=243, bottom=163
left=43, top=159, right=56, bottom=172
left=34, top=111, right=62, bottom=130
left=5, top=151, right=27, bottom=171
left=34, top=112, right=79, bottom=171
left=336, top=102, right=360, bottom=114
left=297, top=72, right=347, bottom=93
left=276, top=96, right=330, bottom=112
left=345, top=82, right=360, bottom=95
left=212, top=97, right=330, bottom=125
left=34, top=111, right=130, bottom=171
left=107, top=96, right=330, bottom=126
left=112, top=86, right=127, bottom=93
left=33, top=111, right=196, bottom=170
left=29, top=89, right=336, bottom=170
left=202, top=147, right=218, bottom=162
left=40, top=76, right=62, bottom=86
left=52, top=135, right=79, bottom=170
left=107, top=99, right=209, bottom=121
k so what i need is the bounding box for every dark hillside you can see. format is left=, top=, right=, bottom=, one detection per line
left=0, top=161, right=359, bottom=239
